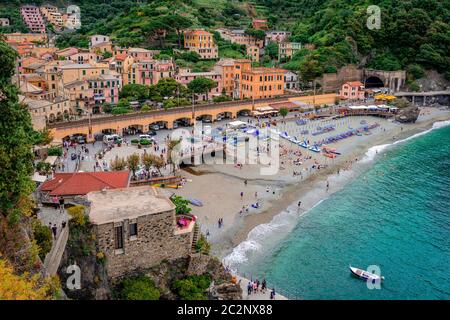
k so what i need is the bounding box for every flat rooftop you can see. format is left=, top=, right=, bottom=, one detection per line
left=87, top=186, right=175, bottom=225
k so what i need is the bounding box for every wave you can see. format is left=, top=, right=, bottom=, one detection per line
left=223, top=199, right=325, bottom=270
left=224, top=119, right=450, bottom=271
left=361, top=120, right=450, bottom=163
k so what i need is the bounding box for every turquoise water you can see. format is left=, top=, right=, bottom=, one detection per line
left=240, top=123, right=450, bottom=299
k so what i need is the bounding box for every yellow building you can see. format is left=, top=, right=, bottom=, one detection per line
left=184, top=29, right=218, bottom=59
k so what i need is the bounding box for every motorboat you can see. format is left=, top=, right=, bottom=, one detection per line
left=309, top=145, right=321, bottom=153
left=349, top=266, right=384, bottom=282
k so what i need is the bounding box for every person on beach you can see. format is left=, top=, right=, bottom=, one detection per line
left=240, top=191, right=244, bottom=199
left=262, top=279, right=267, bottom=293
left=255, top=192, right=258, bottom=198
left=326, top=181, right=329, bottom=192
left=244, top=179, right=247, bottom=186
left=247, top=282, right=252, bottom=295
left=59, top=197, right=65, bottom=213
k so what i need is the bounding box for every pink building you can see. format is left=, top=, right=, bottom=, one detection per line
left=152, top=60, right=176, bottom=84
left=339, top=81, right=366, bottom=101
left=128, top=48, right=160, bottom=62
left=176, top=68, right=222, bottom=101
left=88, top=74, right=122, bottom=112
left=21, top=6, right=46, bottom=34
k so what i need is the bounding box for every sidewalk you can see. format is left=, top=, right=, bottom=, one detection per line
left=237, top=276, right=288, bottom=300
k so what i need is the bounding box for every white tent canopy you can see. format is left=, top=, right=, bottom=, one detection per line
left=227, top=120, right=248, bottom=129
left=44, top=156, right=58, bottom=166
left=32, top=172, right=47, bottom=183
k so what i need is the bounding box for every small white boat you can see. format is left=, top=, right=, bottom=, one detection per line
left=309, top=145, right=321, bottom=153
left=349, top=266, right=385, bottom=282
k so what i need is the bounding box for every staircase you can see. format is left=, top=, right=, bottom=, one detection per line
left=191, top=223, right=200, bottom=251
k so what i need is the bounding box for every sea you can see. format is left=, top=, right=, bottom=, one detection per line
left=224, top=120, right=450, bottom=299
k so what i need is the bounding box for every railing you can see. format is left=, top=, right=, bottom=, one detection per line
left=238, top=270, right=298, bottom=300
left=47, top=93, right=317, bottom=129
left=42, top=225, right=69, bottom=277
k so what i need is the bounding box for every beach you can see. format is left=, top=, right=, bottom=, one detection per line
left=163, top=106, right=450, bottom=262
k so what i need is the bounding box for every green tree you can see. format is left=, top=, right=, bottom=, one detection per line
left=47, top=147, right=63, bottom=157
left=187, top=77, right=217, bottom=102
left=172, top=275, right=212, bottom=300
left=127, top=154, right=141, bottom=178
left=120, top=84, right=149, bottom=100
left=165, top=14, right=193, bottom=49
left=0, top=40, right=35, bottom=225
left=118, top=275, right=160, bottom=300
left=279, top=108, right=289, bottom=118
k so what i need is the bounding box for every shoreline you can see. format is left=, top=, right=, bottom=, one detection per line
left=169, top=108, right=450, bottom=262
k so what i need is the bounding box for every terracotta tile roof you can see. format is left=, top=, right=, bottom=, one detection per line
left=346, top=81, right=364, bottom=87
left=40, top=171, right=130, bottom=196
left=115, top=53, right=127, bottom=61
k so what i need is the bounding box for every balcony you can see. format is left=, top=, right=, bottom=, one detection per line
left=93, top=94, right=105, bottom=101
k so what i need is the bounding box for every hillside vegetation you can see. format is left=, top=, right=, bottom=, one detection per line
left=1, top=0, right=449, bottom=79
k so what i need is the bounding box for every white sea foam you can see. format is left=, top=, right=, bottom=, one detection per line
left=224, top=119, right=450, bottom=271
left=361, top=120, right=450, bottom=163
left=223, top=198, right=326, bottom=270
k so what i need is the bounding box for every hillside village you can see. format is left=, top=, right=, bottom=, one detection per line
left=0, top=0, right=449, bottom=301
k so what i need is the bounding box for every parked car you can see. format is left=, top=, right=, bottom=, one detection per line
left=149, top=124, right=160, bottom=131
left=146, top=130, right=157, bottom=136
left=139, top=134, right=155, bottom=142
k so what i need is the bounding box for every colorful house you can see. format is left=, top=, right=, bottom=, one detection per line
left=184, top=29, right=218, bottom=59
left=339, top=81, right=366, bottom=101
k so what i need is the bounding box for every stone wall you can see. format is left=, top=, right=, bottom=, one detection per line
left=321, top=65, right=363, bottom=92
left=95, top=209, right=193, bottom=279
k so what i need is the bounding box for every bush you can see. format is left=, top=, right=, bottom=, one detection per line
left=213, top=95, right=232, bottom=103
left=112, top=107, right=132, bottom=115
left=195, top=234, right=211, bottom=255
left=130, top=139, right=139, bottom=144
left=102, top=104, right=113, bottom=113
left=407, top=64, right=425, bottom=80
left=32, top=219, right=53, bottom=261
left=67, top=205, right=87, bottom=227
left=171, top=196, right=191, bottom=215
left=172, top=274, right=212, bottom=300
left=118, top=275, right=160, bottom=300
left=139, top=139, right=152, bottom=146
left=140, top=105, right=151, bottom=112
left=47, top=146, right=63, bottom=157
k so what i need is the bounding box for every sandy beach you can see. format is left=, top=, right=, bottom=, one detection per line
left=162, top=107, right=450, bottom=260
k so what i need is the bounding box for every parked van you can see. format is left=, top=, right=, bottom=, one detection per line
left=103, top=134, right=122, bottom=144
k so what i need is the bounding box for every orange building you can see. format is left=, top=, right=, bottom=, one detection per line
left=184, top=29, right=218, bottom=59
left=239, top=67, right=285, bottom=100
left=214, top=58, right=237, bottom=96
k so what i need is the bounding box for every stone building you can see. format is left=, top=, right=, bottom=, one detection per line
left=86, top=186, right=196, bottom=279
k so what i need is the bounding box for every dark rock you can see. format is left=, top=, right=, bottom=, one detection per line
left=395, top=106, right=420, bottom=123
left=208, top=282, right=242, bottom=300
